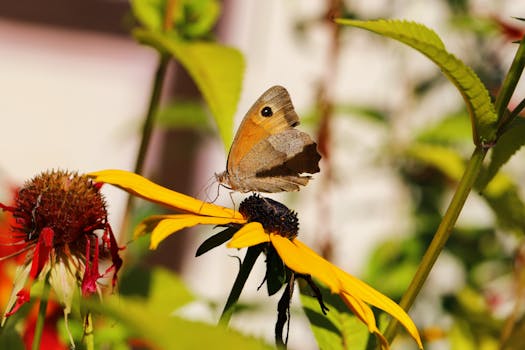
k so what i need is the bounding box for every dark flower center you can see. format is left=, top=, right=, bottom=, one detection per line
left=239, top=194, right=299, bottom=239
left=12, top=170, right=108, bottom=246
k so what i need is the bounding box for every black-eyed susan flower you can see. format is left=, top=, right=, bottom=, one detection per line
left=88, top=169, right=423, bottom=349
left=0, top=170, right=122, bottom=332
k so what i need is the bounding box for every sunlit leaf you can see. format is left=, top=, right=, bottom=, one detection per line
left=131, top=0, right=164, bottom=31
left=449, top=318, right=477, bottom=350
left=336, top=19, right=498, bottom=145
left=131, top=0, right=220, bottom=39
left=416, top=111, right=472, bottom=145
left=363, top=239, right=420, bottom=298
left=482, top=172, right=525, bottom=236
left=407, top=143, right=465, bottom=181
left=147, top=268, right=195, bottom=312
left=299, top=281, right=369, bottom=350
left=84, top=295, right=271, bottom=350
left=134, top=29, right=245, bottom=148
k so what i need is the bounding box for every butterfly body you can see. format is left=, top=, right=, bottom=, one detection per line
left=216, top=86, right=321, bottom=193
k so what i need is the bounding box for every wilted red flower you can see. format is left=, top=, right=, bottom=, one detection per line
left=0, top=185, right=67, bottom=349
left=0, top=170, right=122, bottom=328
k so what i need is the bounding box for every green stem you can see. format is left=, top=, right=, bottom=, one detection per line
left=383, top=145, right=487, bottom=345
left=84, top=312, right=94, bottom=350
left=120, top=54, right=170, bottom=239
left=494, top=37, right=525, bottom=129
left=133, top=54, right=170, bottom=176
left=219, top=246, right=262, bottom=326
left=32, top=280, right=51, bottom=350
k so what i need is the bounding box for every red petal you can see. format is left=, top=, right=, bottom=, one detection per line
left=29, top=228, right=54, bottom=279
left=103, top=224, right=123, bottom=288
left=81, top=237, right=101, bottom=296
left=5, top=289, right=30, bottom=317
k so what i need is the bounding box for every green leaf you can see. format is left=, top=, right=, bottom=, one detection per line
left=415, top=111, right=472, bottom=145
left=134, top=29, right=244, bottom=149
left=265, top=246, right=287, bottom=296
left=336, top=19, right=498, bottom=145
left=84, top=295, right=271, bottom=350
left=131, top=0, right=220, bottom=39
left=299, top=281, right=369, bottom=350
left=176, top=0, right=220, bottom=39
left=481, top=172, right=525, bottom=236
left=196, top=226, right=238, bottom=257
left=406, top=143, right=465, bottom=181
left=157, top=100, right=212, bottom=130
left=147, top=267, right=195, bottom=312
left=480, top=117, right=525, bottom=188
left=131, top=0, right=164, bottom=31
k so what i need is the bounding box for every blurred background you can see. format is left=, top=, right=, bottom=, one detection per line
left=1, top=1, right=525, bottom=349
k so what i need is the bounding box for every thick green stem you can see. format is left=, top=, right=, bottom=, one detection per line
left=495, top=37, right=525, bottom=129
left=32, top=280, right=51, bottom=350
left=120, top=54, right=170, bottom=240
left=84, top=312, right=94, bottom=350
left=219, top=246, right=262, bottom=326
left=384, top=146, right=487, bottom=345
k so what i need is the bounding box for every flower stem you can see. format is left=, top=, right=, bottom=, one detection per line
left=219, top=246, right=262, bottom=326
left=84, top=312, right=94, bottom=350
left=31, top=280, right=51, bottom=350
left=494, top=37, right=525, bottom=130
left=121, top=54, right=170, bottom=239
left=383, top=145, right=487, bottom=345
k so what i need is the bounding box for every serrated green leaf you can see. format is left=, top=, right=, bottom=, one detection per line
left=299, top=281, right=369, bottom=350
left=336, top=19, right=498, bottom=145
left=480, top=117, right=525, bottom=188
left=407, top=143, right=465, bottom=181
left=134, top=29, right=244, bottom=149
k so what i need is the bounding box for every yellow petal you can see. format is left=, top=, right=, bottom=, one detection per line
left=332, top=267, right=423, bottom=349
left=89, top=169, right=243, bottom=219
left=227, top=222, right=268, bottom=248
left=270, top=235, right=342, bottom=293
left=149, top=215, right=245, bottom=249
left=340, top=292, right=389, bottom=350
left=280, top=238, right=422, bottom=349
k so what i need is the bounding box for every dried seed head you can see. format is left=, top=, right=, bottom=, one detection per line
left=239, top=194, right=299, bottom=239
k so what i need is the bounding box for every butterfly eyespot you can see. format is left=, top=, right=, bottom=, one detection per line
left=261, top=106, right=273, bottom=117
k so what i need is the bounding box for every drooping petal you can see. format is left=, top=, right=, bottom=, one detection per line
left=30, top=227, right=54, bottom=279
left=274, top=237, right=422, bottom=349
left=88, top=170, right=242, bottom=219
left=2, top=264, right=31, bottom=324
left=227, top=222, right=268, bottom=248
left=149, top=215, right=246, bottom=249
left=332, top=266, right=423, bottom=348
left=49, top=260, right=78, bottom=347
left=340, top=292, right=389, bottom=350
left=269, top=235, right=341, bottom=293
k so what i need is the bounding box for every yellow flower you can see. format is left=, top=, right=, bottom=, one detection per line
left=89, top=169, right=423, bottom=349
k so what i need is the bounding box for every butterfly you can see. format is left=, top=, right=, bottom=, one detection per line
left=216, top=85, right=321, bottom=193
